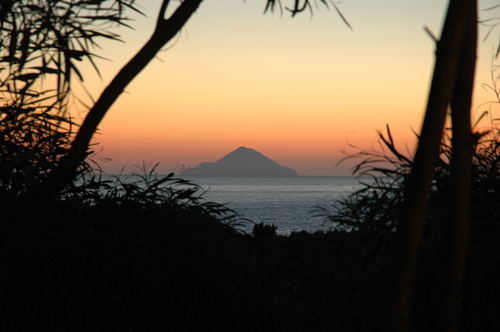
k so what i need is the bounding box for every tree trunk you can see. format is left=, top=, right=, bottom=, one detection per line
left=35, top=0, right=203, bottom=201
left=386, top=0, right=474, bottom=330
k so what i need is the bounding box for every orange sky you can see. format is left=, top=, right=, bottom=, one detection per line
left=72, top=0, right=499, bottom=176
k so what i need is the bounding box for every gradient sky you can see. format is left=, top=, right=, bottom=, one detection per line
left=73, top=0, right=499, bottom=176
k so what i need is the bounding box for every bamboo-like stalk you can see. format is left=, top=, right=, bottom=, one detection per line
left=386, top=1, right=474, bottom=330
left=439, top=1, right=477, bottom=330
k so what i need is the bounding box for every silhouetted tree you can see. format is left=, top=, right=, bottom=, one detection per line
left=0, top=0, right=346, bottom=203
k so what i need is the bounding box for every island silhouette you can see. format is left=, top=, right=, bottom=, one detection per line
left=181, top=146, right=298, bottom=177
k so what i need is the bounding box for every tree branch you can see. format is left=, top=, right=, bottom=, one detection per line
left=37, top=0, right=204, bottom=201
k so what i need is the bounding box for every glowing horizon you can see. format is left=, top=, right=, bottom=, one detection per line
left=72, top=0, right=498, bottom=176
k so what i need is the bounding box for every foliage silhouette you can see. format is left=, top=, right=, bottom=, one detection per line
left=316, top=77, right=500, bottom=328
left=0, top=0, right=349, bottom=204
left=252, top=222, right=278, bottom=237
left=3, top=1, right=499, bottom=331
left=0, top=0, right=143, bottom=205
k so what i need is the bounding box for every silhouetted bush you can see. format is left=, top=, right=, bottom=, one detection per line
left=252, top=222, right=278, bottom=237
left=315, top=123, right=500, bottom=331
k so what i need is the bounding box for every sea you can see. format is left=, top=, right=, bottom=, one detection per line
left=177, top=176, right=366, bottom=235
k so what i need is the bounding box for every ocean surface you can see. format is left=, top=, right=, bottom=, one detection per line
left=179, top=176, right=366, bottom=235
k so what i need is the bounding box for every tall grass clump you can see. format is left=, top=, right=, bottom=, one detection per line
left=316, top=116, right=500, bottom=330
left=318, top=115, right=500, bottom=236
left=1, top=160, right=262, bottom=331
left=315, top=126, right=412, bottom=236
left=60, top=162, right=248, bottom=229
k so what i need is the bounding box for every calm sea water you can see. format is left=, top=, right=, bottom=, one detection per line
left=181, top=176, right=365, bottom=235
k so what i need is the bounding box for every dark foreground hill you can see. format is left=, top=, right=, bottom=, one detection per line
left=181, top=146, right=298, bottom=177
left=2, top=202, right=499, bottom=331
left=2, top=204, right=363, bottom=331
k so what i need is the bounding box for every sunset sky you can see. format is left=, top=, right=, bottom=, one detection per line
left=74, top=0, right=499, bottom=176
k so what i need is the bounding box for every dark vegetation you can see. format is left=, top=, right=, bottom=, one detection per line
left=2, top=0, right=500, bottom=331
left=3, top=123, right=500, bottom=331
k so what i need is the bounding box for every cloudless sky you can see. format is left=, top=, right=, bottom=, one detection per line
left=74, top=0, right=499, bottom=176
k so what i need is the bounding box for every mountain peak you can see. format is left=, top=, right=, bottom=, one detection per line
left=181, top=147, right=298, bottom=177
